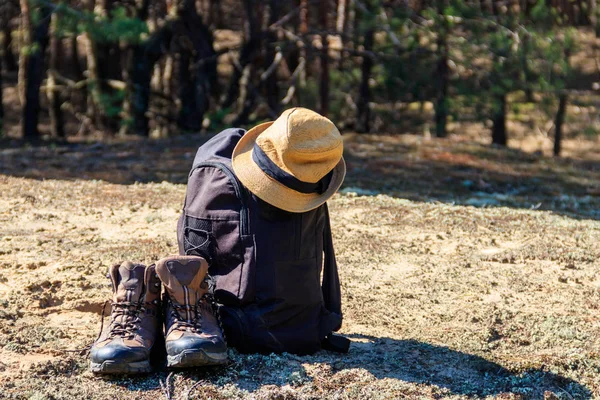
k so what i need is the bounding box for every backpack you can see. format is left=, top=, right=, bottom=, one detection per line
left=177, top=128, right=349, bottom=355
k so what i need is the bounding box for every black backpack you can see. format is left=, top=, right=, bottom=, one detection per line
left=177, top=128, right=349, bottom=355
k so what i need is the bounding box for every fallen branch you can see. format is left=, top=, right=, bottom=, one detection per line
left=260, top=49, right=283, bottom=81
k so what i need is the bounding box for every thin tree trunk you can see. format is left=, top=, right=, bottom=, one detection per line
left=522, top=33, right=534, bottom=102
left=48, top=13, right=65, bottom=138
left=553, top=93, right=567, bottom=156
left=177, top=0, right=216, bottom=131
left=84, top=33, right=101, bottom=127
left=319, top=0, right=329, bottom=116
left=265, top=0, right=280, bottom=114
left=591, top=0, right=599, bottom=36
left=221, top=0, right=259, bottom=110
left=0, top=60, right=3, bottom=135
left=357, top=28, right=374, bottom=133
left=18, top=0, right=30, bottom=106
left=336, top=0, right=347, bottom=33
left=434, top=0, right=448, bottom=138
left=178, top=51, right=199, bottom=131
left=336, top=0, right=347, bottom=63
left=70, top=36, right=83, bottom=78
left=131, top=25, right=172, bottom=136
left=131, top=45, right=152, bottom=136
left=121, top=0, right=150, bottom=135
left=20, top=0, right=51, bottom=140
left=554, top=46, right=570, bottom=156
left=491, top=94, right=507, bottom=146
left=2, top=24, right=17, bottom=72
left=210, top=0, right=223, bottom=29
left=299, top=0, right=308, bottom=91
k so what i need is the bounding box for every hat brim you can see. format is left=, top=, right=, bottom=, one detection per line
left=231, top=121, right=346, bottom=213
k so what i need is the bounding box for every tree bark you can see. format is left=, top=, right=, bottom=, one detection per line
left=264, top=0, right=280, bottom=114
left=357, top=28, right=374, bottom=133
left=84, top=0, right=121, bottom=132
left=131, top=26, right=172, bottom=136
left=48, top=13, right=65, bottom=138
left=221, top=0, right=259, bottom=111
left=336, top=0, right=347, bottom=33
left=434, top=1, right=449, bottom=138
left=2, top=24, right=17, bottom=72
left=0, top=60, right=3, bottom=135
left=175, top=0, right=216, bottom=131
left=319, top=0, right=329, bottom=116
left=20, top=0, right=51, bottom=140
left=522, top=33, right=534, bottom=102
left=70, top=36, right=83, bottom=78
left=591, top=0, right=599, bottom=36
left=553, top=93, right=567, bottom=157
left=210, top=0, right=223, bottom=29
left=299, top=0, right=308, bottom=92
left=120, top=0, right=150, bottom=135
left=491, top=94, right=507, bottom=146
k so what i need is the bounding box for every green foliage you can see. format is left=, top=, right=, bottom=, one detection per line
left=21, top=43, right=41, bottom=56
left=49, top=1, right=148, bottom=43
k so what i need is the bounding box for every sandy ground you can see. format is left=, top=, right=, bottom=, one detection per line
left=1, top=134, right=600, bottom=399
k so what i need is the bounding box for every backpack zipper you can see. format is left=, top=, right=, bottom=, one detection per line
left=191, top=161, right=249, bottom=236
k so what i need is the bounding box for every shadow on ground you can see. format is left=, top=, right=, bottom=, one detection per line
left=99, top=335, right=591, bottom=398
left=1, top=133, right=600, bottom=220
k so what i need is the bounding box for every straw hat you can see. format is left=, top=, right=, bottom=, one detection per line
left=231, top=107, right=346, bottom=213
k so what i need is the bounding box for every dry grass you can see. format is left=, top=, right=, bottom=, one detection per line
left=1, top=133, right=600, bottom=399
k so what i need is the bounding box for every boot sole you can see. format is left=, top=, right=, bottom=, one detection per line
left=90, top=360, right=152, bottom=375
left=167, top=349, right=228, bottom=368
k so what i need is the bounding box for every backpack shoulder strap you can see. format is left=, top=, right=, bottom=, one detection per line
left=322, top=203, right=342, bottom=318
left=321, top=203, right=350, bottom=353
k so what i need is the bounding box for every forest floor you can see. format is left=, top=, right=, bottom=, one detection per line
left=1, top=130, right=600, bottom=399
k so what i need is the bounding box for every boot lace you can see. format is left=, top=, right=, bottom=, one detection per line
left=107, top=301, right=144, bottom=339
left=168, top=297, right=209, bottom=333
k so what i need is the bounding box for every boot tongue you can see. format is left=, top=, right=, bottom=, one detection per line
left=156, top=256, right=209, bottom=318
left=109, top=261, right=146, bottom=303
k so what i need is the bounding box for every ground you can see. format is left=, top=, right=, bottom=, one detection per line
left=1, top=131, right=600, bottom=399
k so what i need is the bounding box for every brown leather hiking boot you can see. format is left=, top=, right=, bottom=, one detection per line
left=156, top=255, right=227, bottom=368
left=90, top=262, right=163, bottom=374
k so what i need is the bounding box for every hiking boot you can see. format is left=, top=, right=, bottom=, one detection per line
left=156, top=255, right=227, bottom=368
left=90, top=262, right=162, bottom=374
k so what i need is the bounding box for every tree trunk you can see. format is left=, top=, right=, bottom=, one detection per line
left=0, top=60, right=3, bottom=135
left=221, top=0, right=259, bottom=110
left=2, top=24, right=17, bottom=72
left=553, top=93, right=567, bottom=157
left=70, top=36, right=83, bottom=78
left=522, top=33, right=534, bottom=102
left=178, top=51, right=198, bottom=131
left=131, top=26, right=172, bottom=136
left=357, top=28, right=374, bottom=133
left=434, top=1, right=449, bottom=138
left=20, top=0, right=51, bottom=140
left=210, top=0, right=223, bottom=29
left=48, top=13, right=65, bottom=138
left=491, top=94, right=507, bottom=146
left=120, top=0, right=150, bottom=135
left=336, top=0, right=347, bottom=63
left=84, top=33, right=102, bottom=128
left=319, top=0, right=329, bottom=116
left=265, top=0, right=280, bottom=114
left=299, top=0, right=308, bottom=91
left=336, top=0, right=347, bottom=33
left=591, top=0, right=599, bottom=36
left=176, top=0, right=216, bottom=131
